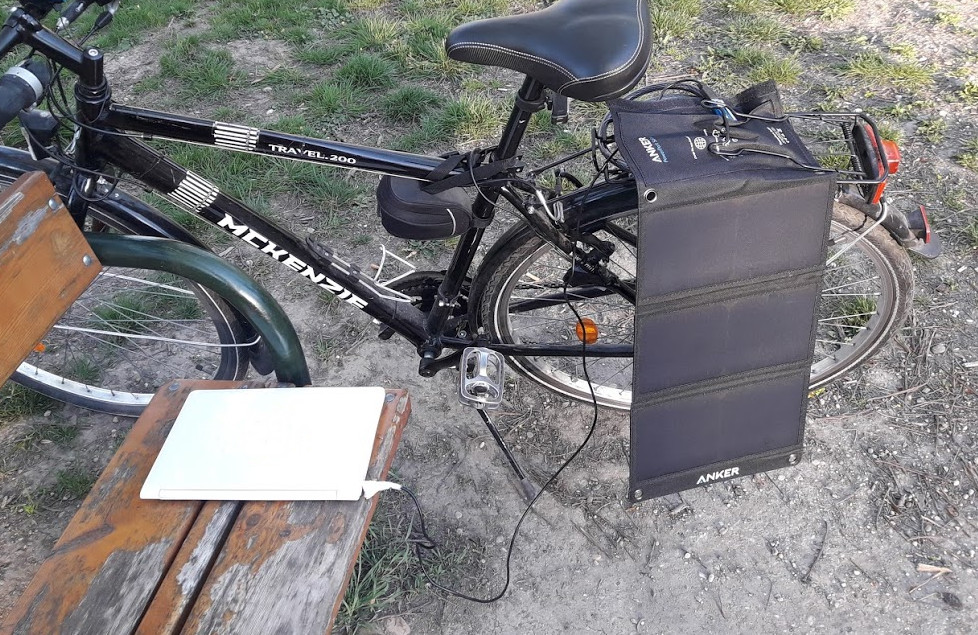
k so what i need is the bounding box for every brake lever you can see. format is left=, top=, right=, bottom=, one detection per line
left=92, top=1, right=120, bottom=31
left=56, top=0, right=92, bottom=30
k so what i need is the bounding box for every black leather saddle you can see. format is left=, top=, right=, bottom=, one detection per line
left=446, top=0, right=651, bottom=102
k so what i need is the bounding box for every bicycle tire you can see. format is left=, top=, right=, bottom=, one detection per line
left=479, top=200, right=913, bottom=409
left=0, top=167, right=250, bottom=416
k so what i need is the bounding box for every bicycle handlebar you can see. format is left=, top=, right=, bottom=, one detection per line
left=0, top=23, right=21, bottom=59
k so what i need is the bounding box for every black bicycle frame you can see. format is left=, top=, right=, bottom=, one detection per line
left=5, top=12, right=634, bottom=366
left=89, top=118, right=632, bottom=360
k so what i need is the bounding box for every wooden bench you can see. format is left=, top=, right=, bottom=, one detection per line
left=2, top=380, right=410, bottom=634
left=0, top=171, right=101, bottom=382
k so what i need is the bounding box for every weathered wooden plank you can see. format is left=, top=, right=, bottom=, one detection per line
left=0, top=171, right=101, bottom=383
left=134, top=501, right=241, bottom=635
left=178, top=390, right=410, bottom=635
left=0, top=380, right=248, bottom=635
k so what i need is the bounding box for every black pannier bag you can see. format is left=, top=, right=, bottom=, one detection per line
left=610, top=80, right=837, bottom=501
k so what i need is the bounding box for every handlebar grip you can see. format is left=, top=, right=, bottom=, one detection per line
left=0, top=58, right=52, bottom=129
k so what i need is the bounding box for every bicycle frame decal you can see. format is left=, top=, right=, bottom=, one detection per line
left=215, top=213, right=368, bottom=309
left=105, top=105, right=444, bottom=180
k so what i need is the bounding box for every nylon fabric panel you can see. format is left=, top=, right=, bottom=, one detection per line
left=633, top=277, right=822, bottom=393
left=613, top=82, right=837, bottom=501
left=631, top=367, right=809, bottom=481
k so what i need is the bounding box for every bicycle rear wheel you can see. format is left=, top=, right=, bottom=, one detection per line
left=480, top=201, right=913, bottom=409
left=1, top=169, right=250, bottom=416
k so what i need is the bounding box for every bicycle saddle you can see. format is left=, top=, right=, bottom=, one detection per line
left=446, top=0, right=651, bottom=102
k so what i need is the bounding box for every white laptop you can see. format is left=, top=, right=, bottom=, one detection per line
left=140, top=386, right=387, bottom=501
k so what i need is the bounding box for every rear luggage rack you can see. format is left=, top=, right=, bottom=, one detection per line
left=595, top=80, right=900, bottom=208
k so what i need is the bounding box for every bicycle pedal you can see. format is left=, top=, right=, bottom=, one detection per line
left=459, top=347, right=505, bottom=410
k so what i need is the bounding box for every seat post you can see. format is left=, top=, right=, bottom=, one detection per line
left=494, top=76, right=547, bottom=162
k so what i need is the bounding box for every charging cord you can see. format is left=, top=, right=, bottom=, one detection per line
left=363, top=149, right=616, bottom=603
left=362, top=288, right=601, bottom=604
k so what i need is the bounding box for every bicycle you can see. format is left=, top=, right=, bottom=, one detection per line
left=0, top=0, right=936, bottom=417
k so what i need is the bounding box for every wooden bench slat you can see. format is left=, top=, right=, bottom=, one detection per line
left=178, top=391, right=409, bottom=635
left=1, top=382, right=221, bottom=634
left=1, top=380, right=262, bottom=635
left=0, top=172, right=101, bottom=383
left=134, top=500, right=241, bottom=635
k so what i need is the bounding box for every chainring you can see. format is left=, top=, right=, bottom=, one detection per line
left=388, top=270, right=472, bottom=336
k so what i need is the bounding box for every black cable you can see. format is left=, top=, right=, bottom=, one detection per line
left=399, top=149, right=619, bottom=603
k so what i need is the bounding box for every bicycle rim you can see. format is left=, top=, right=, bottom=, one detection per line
left=486, top=204, right=909, bottom=409
left=13, top=265, right=248, bottom=415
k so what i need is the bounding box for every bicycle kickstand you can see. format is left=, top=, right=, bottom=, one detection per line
left=476, top=409, right=538, bottom=503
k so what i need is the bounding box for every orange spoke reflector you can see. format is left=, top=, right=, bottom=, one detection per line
left=33, top=342, right=46, bottom=353
left=575, top=318, right=599, bottom=344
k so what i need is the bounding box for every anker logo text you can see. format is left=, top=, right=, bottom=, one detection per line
left=638, top=136, right=667, bottom=163
left=696, top=467, right=740, bottom=485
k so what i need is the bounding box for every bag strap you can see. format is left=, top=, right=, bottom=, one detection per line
left=421, top=150, right=523, bottom=194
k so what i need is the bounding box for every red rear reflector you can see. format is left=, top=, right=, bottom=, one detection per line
left=881, top=139, right=901, bottom=174
left=861, top=125, right=903, bottom=204
left=919, top=205, right=932, bottom=244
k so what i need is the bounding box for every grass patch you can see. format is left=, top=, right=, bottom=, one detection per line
left=649, top=0, right=703, bottom=46
left=836, top=296, right=878, bottom=329
left=256, top=68, right=309, bottom=87
left=406, top=16, right=454, bottom=49
left=934, top=4, right=962, bottom=28
left=0, top=384, right=54, bottom=424
left=210, top=0, right=347, bottom=41
left=66, top=358, right=102, bottom=384
left=960, top=81, right=978, bottom=105
left=961, top=217, right=978, bottom=247
left=916, top=118, right=947, bottom=143
left=334, top=507, right=461, bottom=632
left=340, top=17, right=401, bottom=52
left=722, top=47, right=801, bottom=84
left=86, top=0, right=194, bottom=50
left=382, top=87, right=442, bottom=123
left=398, top=29, right=467, bottom=81
left=39, top=421, right=82, bottom=446
left=842, top=53, right=935, bottom=92
left=816, top=153, right=852, bottom=171
left=159, top=37, right=243, bottom=98
left=306, top=82, right=368, bottom=120
left=726, top=16, right=788, bottom=44
left=773, top=0, right=854, bottom=20
left=435, top=97, right=502, bottom=141
left=288, top=164, right=365, bottom=206
left=55, top=467, right=98, bottom=500
left=314, top=333, right=338, bottom=363
left=725, top=0, right=765, bottom=15
left=396, top=96, right=501, bottom=150
left=295, top=44, right=356, bottom=66
left=92, top=293, right=152, bottom=335
left=335, top=54, right=396, bottom=89
left=956, top=139, right=978, bottom=171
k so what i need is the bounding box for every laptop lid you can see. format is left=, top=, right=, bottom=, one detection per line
left=140, top=386, right=387, bottom=501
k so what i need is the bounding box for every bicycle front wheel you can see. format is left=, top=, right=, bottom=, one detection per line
left=12, top=257, right=251, bottom=416
left=0, top=172, right=250, bottom=416
left=480, top=201, right=913, bottom=409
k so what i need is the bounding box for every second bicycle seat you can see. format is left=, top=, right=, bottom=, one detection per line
left=445, top=0, right=651, bottom=102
